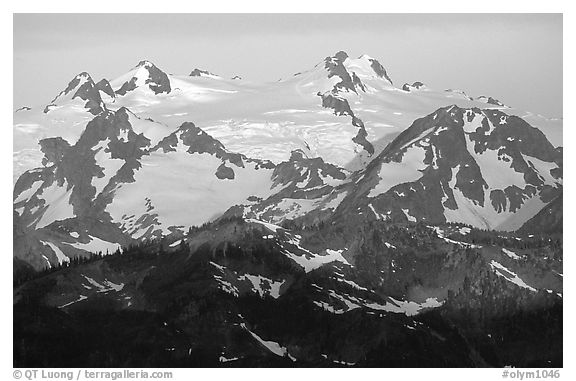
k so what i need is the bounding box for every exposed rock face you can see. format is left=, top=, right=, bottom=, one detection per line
left=444, top=89, right=473, bottom=100
left=216, top=163, right=235, bottom=180
left=220, top=149, right=349, bottom=224
left=44, top=72, right=107, bottom=115
left=13, top=108, right=280, bottom=268
left=95, top=79, right=116, bottom=99
left=402, top=81, right=425, bottom=91
left=331, top=105, right=562, bottom=230
left=477, top=95, right=507, bottom=107
left=518, top=195, right=562, bottom=234
left=324, top=51, right=358, bottom=93
left=115, top=61, right=171, bottom=95
left=189, top=68, right=217, bottom=77
left=368, top=57, right=393, bottom=84
left=13, top=51, right=563, bottom=272
left=317, top=92, right=374, bottom=155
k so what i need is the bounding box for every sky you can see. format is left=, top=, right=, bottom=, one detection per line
left=13, top=13, right=562, bottom=117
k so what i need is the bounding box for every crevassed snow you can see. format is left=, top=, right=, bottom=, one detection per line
left=108, top=152, right=275, bottom=233
left=489, top=260, right=536, bottom=292
left=368, top=145, right=426, bottom=197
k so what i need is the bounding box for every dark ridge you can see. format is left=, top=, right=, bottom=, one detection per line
left=324, top=53, right=357, bottom=94
left=317, top=92, right=374, bottom=155
left=144, top=63, right=171, bottom=94
left=116, top=61, right=171, bottom=95
left=368, top=58, right=393, bottom=85
left=402, top=81, right=425, bottom=92
left=333, top=50, right=349, bottom=62
left=478, top=96, right=506, bottom=107
left=215, top=163, right=235, bottom=180
left=190, top=69, right=217, bottom=77
left=54, top=72, right=93, bottom=102
left=95, top=79, right=116, bottom=99
left=518, top=195, right=563, bottom=234
left=115, top=78, right=138, bottom=96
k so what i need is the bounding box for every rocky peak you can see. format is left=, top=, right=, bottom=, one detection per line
left=477, top=95, right=507, bottom=107
left=45, top=72, right=106, bottom=115
left=95, top=79, right=116, bottom=100
left=365, top=56, right=393, bottom=85
left=116, top=60, right=171, bottom=96
left=189, top=68, right=218, bottom=77
left=402, top=81, right=425, bottom=92
left=332, top=50, right=349, bottom=62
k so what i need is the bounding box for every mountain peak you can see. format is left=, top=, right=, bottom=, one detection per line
left=364, top=57, right=393, bottom=84
left=115, top=60, right=171, bottom=96
left=61, top=72, right=95, bottom=94
left=477, top=95, right=507, bottom=107
left=134, top=60, right=156, bottom=69
left=189, top=68, right=219, bottom=78
left=332, top=50, right=349, bottom=62
left=44, top=71, right=106, bottom=115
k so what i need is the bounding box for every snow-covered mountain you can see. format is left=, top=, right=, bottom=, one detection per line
left=12, top=50, right=563, bottom=368
left=13, top=51, right=562, bottom=269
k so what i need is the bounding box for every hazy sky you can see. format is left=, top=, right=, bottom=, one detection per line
left=13, top=13, right=562, bottom=116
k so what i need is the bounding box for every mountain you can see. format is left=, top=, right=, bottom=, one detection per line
left=518, top=195, right=563, bottom=234
left=330, top=105, right=562, bottom=231
left=13, top=51, right=563, bottom=265
left=14, top=217, right=562, bottom=367
left=112, top=60, right=172, bottom=95
left=13, top=51, right=562, bottom=367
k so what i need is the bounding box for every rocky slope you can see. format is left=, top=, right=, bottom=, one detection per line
left=14, top=218, right=562, bottom=367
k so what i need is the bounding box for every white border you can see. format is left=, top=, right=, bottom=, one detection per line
left=3, top=2, right=573, bottom=380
